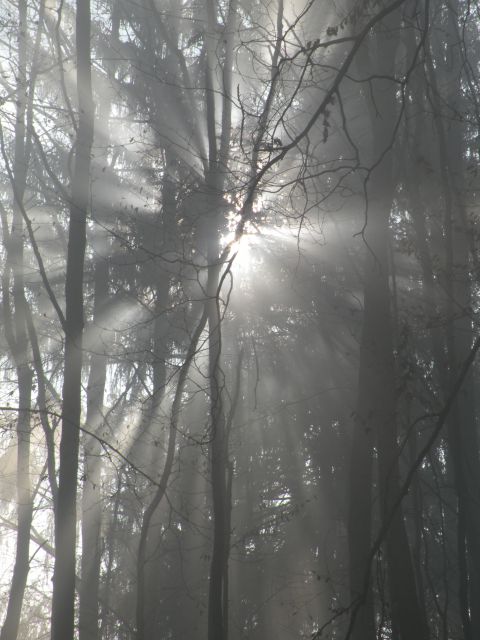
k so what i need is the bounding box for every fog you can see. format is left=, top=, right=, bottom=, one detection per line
left=0, top=1, right=479, bottom=640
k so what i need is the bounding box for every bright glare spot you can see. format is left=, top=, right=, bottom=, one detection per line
left=221, top=213, right=261, bottom=273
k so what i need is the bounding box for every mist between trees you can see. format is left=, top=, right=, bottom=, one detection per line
left=0, top=0, right=480, bottom=639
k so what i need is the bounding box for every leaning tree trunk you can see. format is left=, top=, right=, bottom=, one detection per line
left=51, top=0, right=94, bottom=638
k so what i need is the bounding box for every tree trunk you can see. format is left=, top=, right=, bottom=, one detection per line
left=347, top=360, right=375, bottom=640
left=0, top=3, right=34, bottom=637
left=204, top=0, right=238, bottom=635
left=0, top=367, right=33, bottom=640
left=206, top=241, right=229, bottom=640
left=79, top=241, right=108, bottom=640
left=51, top=0, right=94, bottom=637
left=140, top=147, right=175, bottom=640
left=348, top=7, right=429, bottom=638
left=355, top=170, right=429, bottom=640
left=427, top=26, right=480, bottom=634
left=136, top=302, right=208, bottom=640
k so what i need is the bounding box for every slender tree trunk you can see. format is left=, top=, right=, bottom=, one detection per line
left=0, top=3, right=34, bottom=637
left=78, top=11, right=120, bottom=628
left=426, top=30, right=480, bottom=634
left=356, top=171, right=429, bottom=640
left=348, top=7, right=429, bottom=638
left=206, top=240, right=229, bottom=640
left=370, top=207, right=426, bottom=640
left=99, top=478, right=121, bottom=640
left=444, top=136, right=480, bottom=640
left=141, top=146, right=175, bottom=639
left=347, top=360, right=375, bottom=640
left=444, top=64, right=480, bottom=640
left=204, top=0, right=239, bottom=635
left=136, top=305, right=208, bottom=640
left=0, top=366, right=33, bottom=640
left=205, top=210, right=237, bottom=640
left=51, top=0, right=94, bottom=637
left=79, top=240, right=108, bottom=640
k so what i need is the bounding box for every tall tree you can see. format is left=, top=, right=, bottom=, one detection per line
left=51, top=0, right=94, bottom=638
left=0, top=2, right=34, bottom=638
left=347, top=4, right=429, bottom=639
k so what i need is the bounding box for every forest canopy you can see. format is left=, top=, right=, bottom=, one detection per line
left=1, top=1, right=480, bottom=639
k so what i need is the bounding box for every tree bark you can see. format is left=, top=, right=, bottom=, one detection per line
left=51, top=0, right=94, bottom=638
